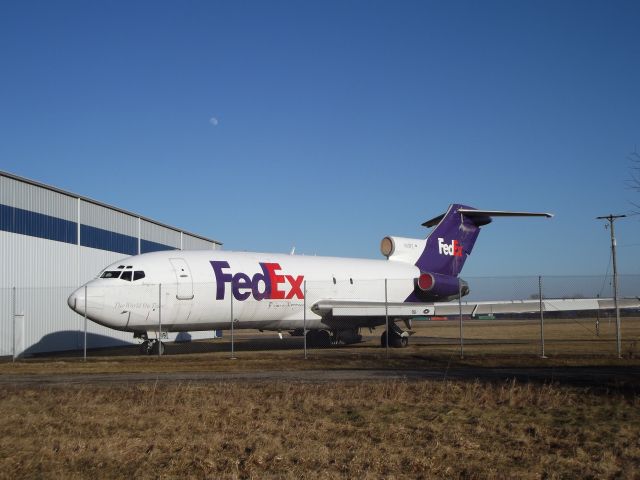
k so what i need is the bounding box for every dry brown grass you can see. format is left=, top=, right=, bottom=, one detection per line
left=0, top=380, right=638, bottom=479
left=1, top=318, right=639, bottom=478
left=412, top=316, right=640, bottom=358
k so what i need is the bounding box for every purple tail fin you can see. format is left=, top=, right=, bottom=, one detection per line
left=415, top=204, right=490, bottom=276
left=414, top=204, right=552, bottom=276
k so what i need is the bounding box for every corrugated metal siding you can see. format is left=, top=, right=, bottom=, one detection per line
left=79, top=201, right=139, bottom=255
left=10, top=286, right=134, bottom=356
left=1, top=232, right=80, bottom=288
left=0, top=176, right=12, bottom=206
left=1, top=175, right=77, bottom=222
left=183, top=234, right=218, bottom=251
left=2, top=232, right=139, bottom=356
left=0, top=172, right=222, bottom=356
left=77, top=247, right=132, bottom=283
left=0, top=288, right=12, bottom=357
left=80, top=201, right=138, bottom=236
left=141, top=220, right=181, bottom=250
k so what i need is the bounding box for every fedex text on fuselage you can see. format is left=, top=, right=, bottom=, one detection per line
left=210, top=261, right=304, bottom=301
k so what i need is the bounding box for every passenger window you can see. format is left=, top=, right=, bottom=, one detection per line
left=120, top=271, right=132, bottom=282
left=101, top=271, right=121, bottom=279
left=133, top=271, right=145, bottom=281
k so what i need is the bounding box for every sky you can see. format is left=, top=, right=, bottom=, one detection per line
left=1, top=0, right=639, bottom=277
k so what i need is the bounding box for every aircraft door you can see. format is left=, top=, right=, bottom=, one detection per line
left=169, top=258, right=195, bottom=300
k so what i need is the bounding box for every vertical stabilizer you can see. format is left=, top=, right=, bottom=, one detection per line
left=415, top=204, right=483, bottom=276
left=415, top=205, right=552, bottom=276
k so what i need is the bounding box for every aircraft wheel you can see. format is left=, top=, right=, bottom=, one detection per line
left=139, top=340, right=151, bottom=355
left=307, top=330, right=332, bottom=348
left=381, top=331, right=401, bottom=347
left=150, top=341, right=165, bottom=355
left=381, top=331, right=408, bottom=348
left=317, top=330, right=332, bottom=347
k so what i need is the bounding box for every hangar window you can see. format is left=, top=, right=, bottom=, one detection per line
left=101, top=271, right=122, bottom=279
left=133, top=271, right=146, bottom=281
left=120, top=271, right=132, bottom=282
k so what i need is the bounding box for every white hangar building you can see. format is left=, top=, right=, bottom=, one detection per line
left=0, top=171, right=222, bottom=357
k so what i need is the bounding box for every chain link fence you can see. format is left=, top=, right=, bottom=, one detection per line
left=2, top=275, right=639, bottom=361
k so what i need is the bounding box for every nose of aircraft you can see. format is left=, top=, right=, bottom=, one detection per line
left=67, top=287, right=86, bottom=315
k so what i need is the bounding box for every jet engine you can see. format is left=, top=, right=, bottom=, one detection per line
left=414, top=272, right=469, bottom=302
left=380, top=236, right=426, bottom=264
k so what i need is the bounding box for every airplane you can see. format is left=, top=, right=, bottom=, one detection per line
left=68, top=203, right=560, bottom=354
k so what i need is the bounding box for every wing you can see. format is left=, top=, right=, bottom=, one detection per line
left=312, top=297, right=640, bottom=328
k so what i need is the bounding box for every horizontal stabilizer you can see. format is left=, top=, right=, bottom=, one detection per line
left=458, top=209, right=553, bottom=219
left=422, top=208, right=553, bottom=228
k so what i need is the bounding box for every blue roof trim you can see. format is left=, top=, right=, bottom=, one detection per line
left=1, top=170, right=222, bottom=246
left=141, top=239, right=178, bottom=254
left=1, top=202, right=178, bottom=255
left=0, top=203, right=77, bottom=245
left=80, top=224, right=138, bottom=256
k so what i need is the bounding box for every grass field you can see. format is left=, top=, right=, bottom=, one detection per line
left=1, top=317, right=639, bottom=478
left=1, top=379, right=639, bottom=479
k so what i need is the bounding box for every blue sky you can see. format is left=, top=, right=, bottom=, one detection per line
left=1, top=1, right=639, bottom=276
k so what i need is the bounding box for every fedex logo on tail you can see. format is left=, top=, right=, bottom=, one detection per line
left=210, top=261, right=304, bottom=301
left=438, top=238, right=463, bottom=257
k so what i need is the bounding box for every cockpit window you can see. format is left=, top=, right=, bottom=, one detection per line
left=100, top=269, right=145, bottom=280
left=101, top=271, right=122, bottom=279
left=120, top=271, right=133, bottom=282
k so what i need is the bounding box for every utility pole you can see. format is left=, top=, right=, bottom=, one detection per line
left=596, top=214, right=626, bottom=358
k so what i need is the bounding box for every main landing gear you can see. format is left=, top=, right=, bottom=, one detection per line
left=380, top=322, right=410, bottom=348
left=306, top=329, right=333, bottom=348
left=135, top=332, right=165, bottom=355
left=302, top=325, right=410, bottom=348
left=304, top=328, right=363, bottom=347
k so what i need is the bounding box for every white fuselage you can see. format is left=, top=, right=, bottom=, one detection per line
left=68, top=250, right=420, bottom=334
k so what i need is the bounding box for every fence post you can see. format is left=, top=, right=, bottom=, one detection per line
left=83, top=285, right=87, bottom=361
left=230, top=293, right=236, bottom=360
left=539, top=276, right=547, bottom=359
left=303, top=280, right=307, bottom=360
left=158, top=283, right=162, bottom=357
left=458, top=281, right=464, bottom=359
left=384, top=279, right=389, bottom=359
left=595, top=294, right=600, bottom=337
left=12, top=286, right=16, bottom=362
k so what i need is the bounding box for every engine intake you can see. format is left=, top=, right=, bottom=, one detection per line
left=380, top=236, right=426, bottom=264
left=414, top=272, right=469, bottom=301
